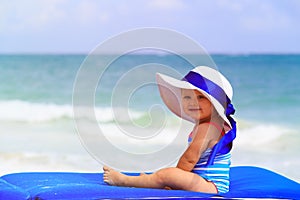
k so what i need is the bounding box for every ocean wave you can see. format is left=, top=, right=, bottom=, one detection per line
left=1, top=100, right=298, bottom=152
left=235, top=119, right=299, bottom=153
left=0, top=100, right=73, bottom=122
left=0, top=100, right=162, bottom=124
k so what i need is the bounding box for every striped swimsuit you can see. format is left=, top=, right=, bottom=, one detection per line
left=188, top=124, right=231, bottom=194
left=192, top=148, right=231, bottom=194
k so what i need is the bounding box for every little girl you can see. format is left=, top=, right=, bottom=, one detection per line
left=103, top=66, right=236, bottom=194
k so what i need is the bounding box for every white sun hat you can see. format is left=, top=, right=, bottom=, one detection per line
left=156, top=66, right=234, bottom=130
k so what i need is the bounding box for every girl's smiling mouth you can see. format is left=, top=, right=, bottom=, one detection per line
left=188, top=107, right=201, bottom=111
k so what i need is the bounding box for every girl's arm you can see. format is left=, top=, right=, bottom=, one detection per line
left=176, top=123, right=211, bottom=171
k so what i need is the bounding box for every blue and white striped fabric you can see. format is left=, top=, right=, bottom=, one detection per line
left=192, top=148, right=231, bottom=194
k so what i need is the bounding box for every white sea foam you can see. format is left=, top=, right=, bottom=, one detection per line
left=1, top=100, right=298, bottom=150
left=235, top=119, right=299, bottom=152
left=0, top=100, right=73, bottom=122
left=231, top=119, right=300, bottom=181
left=0, top=100, right=144, bottom=123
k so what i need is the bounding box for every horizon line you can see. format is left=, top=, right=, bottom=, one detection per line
left=1, top=51, right=300, bottom=56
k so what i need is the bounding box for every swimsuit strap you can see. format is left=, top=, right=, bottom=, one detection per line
left=188, top=132, right=193, bottom=143
left=206, top=121, right=225, bottom=137
left=205, top=116, right=236, bottom=166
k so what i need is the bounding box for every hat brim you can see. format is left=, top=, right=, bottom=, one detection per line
left=156, top=73, right=231, bottom=129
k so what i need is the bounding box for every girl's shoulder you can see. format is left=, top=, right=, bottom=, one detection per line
left=194, top=121, right=223, bottom=134
left=193, top=121, right=224, bottom=143
left=191, top=122, right=212, bottom=142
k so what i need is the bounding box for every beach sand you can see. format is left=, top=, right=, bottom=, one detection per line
left=0, top=122, right=101, bottom=176
left=1, top=120, right=299, bottom=183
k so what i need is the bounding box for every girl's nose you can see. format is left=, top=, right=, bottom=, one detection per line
left=189, top=96, right=198, bottom=105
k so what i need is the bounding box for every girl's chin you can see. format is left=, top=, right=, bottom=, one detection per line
left=188, top=114, right=211, bottom=122
left=188, top=114, right=201, bottom=121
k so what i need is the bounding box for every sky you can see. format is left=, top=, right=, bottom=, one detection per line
left=1, top=0, right=300, bottom=54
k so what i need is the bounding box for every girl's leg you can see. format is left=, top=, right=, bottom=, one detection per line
left=103, top=166, right=217, bottom=193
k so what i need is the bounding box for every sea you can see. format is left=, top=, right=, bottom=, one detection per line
left=0, top=53, right=299, bottom=182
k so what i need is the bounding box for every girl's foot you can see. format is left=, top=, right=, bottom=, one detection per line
left=103, top=166, right=126, bottom=186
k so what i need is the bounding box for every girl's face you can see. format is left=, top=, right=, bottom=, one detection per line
left=181, top=89, right=213, bottom=122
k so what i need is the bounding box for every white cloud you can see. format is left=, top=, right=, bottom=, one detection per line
left=240, top=2, right=292, bottom=31
left=147, top=0, right=187, bottom=11
left=75, top=1, right=111, bottom=24
left=0, top=0, right=67, bottom=33
left=211, top=0, right=294, bottom=32
left=0, top=0, right=299, bottom=53
left=216, top=0, right=244, bottom=12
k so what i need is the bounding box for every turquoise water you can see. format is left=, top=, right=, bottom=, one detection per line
left=0, top=55, right=82, bottom=104
left=1, top=54, right=299, bottom=126
left=215, top=54, right=300, bottom=128
left=0, top=54, right=299, bottom=180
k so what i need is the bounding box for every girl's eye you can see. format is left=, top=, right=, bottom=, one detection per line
left=197, top=95, right=205, bottom=99
left=183, top=96, right=191, bottom=99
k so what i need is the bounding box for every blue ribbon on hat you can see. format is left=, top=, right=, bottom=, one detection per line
left=182, top=71, right=236, bottom=166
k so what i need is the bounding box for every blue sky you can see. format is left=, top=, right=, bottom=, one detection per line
left=1, top=0, right=300, bottom=54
